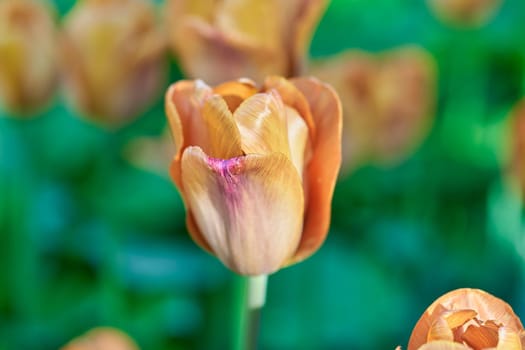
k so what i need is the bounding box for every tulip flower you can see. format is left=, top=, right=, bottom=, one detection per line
left=61, top=327, right=139, bottom=350
left=309, top=46, right=436, bottom=173
left=427, top=0, right=503, bottom=27
left=0, top=0, right=57, bottom=114
left=407, top=288, right=525, bottom=350
left=60, top=0, right=166, bottom=127
left=165, top=0, right=328, bottom=85
left=165, top=76, right=342, bottom=275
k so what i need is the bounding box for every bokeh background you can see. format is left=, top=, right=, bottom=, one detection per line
left=1, top=0, right=525, bottom=349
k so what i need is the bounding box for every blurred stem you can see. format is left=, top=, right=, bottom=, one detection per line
left=236, top=275, right=268, bottom=350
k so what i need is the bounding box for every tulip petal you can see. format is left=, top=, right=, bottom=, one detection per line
left=462, top=324, right=499, bottom=349
left=285, top=105, right=310, bottom=177
left=417, top=341, right=471, bottom=350
left=166, top=79, right=213, bottom=186
left=213, top=78, right=258, bottom=112
left=201, top=95, right=243, bottom=159
left=444, top=309, right=478, bottom=329
left=287, top=77, right=342, bottom=263
left=496, top=327, right=522, bottom=350
left=234, top=91, right=291, bottom=158
left=181, top=146, right=304, bottom=275
left=427, top=317, right=454, bottom=342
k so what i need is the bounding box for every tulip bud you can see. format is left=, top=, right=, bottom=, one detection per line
left=0, top=0, right=57, bottom=114
left=427, top=0, right=503, bottom=27
left=165, top=0, right=328, bottom=84
left=60, top=0, right=166, bottom=127
left=165, top=76, right=342, bottom=275
left=61, top=327, right=139, bottom=350
left=407, top=288, right=525, bottom=350
left=309, top=46, right=436, bottom=173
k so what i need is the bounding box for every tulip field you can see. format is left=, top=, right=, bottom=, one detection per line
left=1, top=0, right=524, bottom=349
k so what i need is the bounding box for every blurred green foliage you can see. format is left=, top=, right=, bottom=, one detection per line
left=1, top=0, right=525, bottom=349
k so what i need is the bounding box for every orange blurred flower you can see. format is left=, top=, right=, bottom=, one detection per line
left=427, top=0, right=503, bottom=27
left=165, top=0, right=328, bottom=85
left=165, top=76, right=341, bottom=275
left=60, top=0, right=166, bottom=127
left=407, top=288, right=525, bottom=350
left=509, top=100, right=525, bottom=197
left=61, top=327, right=139, bottom=350
left=309, top=46, right=436, bottom=173
left=0, top=0, right=57, bottom=114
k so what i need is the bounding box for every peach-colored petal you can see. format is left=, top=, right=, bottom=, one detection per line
left=166, top=80, right=213, bottom=186
left=287, top=77, right=342, bottom=263
left=213, top=78, right=258, bottom=111
left=181, top=146, right=304, bottom=275
left=285, top=105, right=310, bottom=177
left=444, top=309, right=478, bottom=329
left=427, top=317, right=454, bottom=342
left=233, top=91, right=291, bottom=158
left=61, top=327, right=138, bottom=350
left=496, top=327, right=522, bottom=350
left=416, top=341, right=472, bottom=350
left=201, top=95, right=243, bottom=159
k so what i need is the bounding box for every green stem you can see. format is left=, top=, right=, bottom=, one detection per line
left=236, top=275, right=268, bottom=350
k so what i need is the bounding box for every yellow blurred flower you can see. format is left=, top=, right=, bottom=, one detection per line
left=61, top=327, right=139, bottom=350
left=0, top=0, right=57, bottom=114
left=165, top=76, right=342, bottom=275
left=60, top=0, right=166, bottom=127
left=407, top=288, right=525, bottom=350
left=309, top=46, right=436, bottom=173
left=165, top=0, right=328, bottom=84
left=427, top=0, right=503, bottom=27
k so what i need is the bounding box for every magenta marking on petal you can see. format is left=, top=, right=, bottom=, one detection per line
left=207, top=156, right=244, bottom=196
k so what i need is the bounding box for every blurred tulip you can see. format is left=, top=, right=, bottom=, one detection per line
left=510, top=100, right=525, bottom=197
left=61, top=327, right=139, bottom=350
left=60, top=0, right=166, bottom=127
left=165, top=76, right=341, bottom=275
left=0, top=0, right=57, bottom=114
left=165, top=0, right=328, bottom=85
left=125, top=129, right=175, bottom=177
left=309, top=46, right=436, bottom=173
left=407, top=288, right=525, bottom=350
left=427, top=0, right=503, bottom=27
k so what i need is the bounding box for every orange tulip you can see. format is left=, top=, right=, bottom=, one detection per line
left=509, top=100, right=525, bottom=197
left=309, top=46, right=436, bottom=173
left=407, top=288, right=525, bottom=350
left=61, top=327, right=139, bottom=350
left=0, top=0, right=57, bottom=114
left=60, top=0, right=166, bottom=127
left=165, top=76, right=342, bottom=275
left=165, top=0, right=328, bottom=85
left=427, top=0, right=503, bottom=27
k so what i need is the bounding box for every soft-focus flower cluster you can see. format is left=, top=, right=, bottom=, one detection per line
left=60, top=0, right=166, bottom=127
left=309, top=46, right=436, bottom=173
left=165, top=76, right=342, bottom=275
left=427, top=0, right=503, bottom=27
left=165, top=0, right=328, bottom=85
left=0, top=0, right=57, bottom=114
left=61, top=327, right=139, bottom=350
left=402, top=288, right=525, bottom=350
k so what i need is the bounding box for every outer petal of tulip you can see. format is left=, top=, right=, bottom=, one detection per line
left=408, top=288, right=524, bottom=350
left=61, top=327, right=139, bottom=350
left=60, top=0, right=166, bottom=127
left=181, top=147, right=304, bottom=275
left=288, top=77, right=342, bottom=263
left=0, top=0, right=57, bottom=114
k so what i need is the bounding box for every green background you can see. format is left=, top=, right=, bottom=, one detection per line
left=1, top=0, right=525, bottom=349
